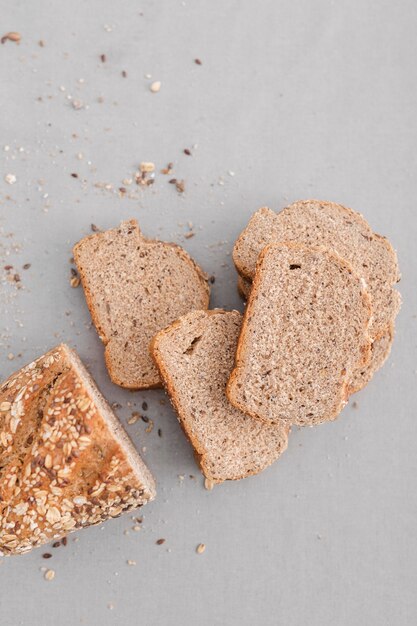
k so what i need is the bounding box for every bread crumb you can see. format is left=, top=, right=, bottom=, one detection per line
left=150, top=81, right=161, bottom=93
left=4, top=174, right=16, bottom=185
left=127, top=559, right=136, bottom=566
left=1, top=32, right=21, bottom=44
left=140, top=162, right=155, bottom=173
left=156, top=538, right=166, bottom=545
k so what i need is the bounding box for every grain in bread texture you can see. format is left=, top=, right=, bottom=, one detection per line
left=151, top=310, right=289, bottom=483
left=227, top=243, right=372, bottom=427
left=73, top=220, right=210, bottom=389
left=0, top=344, right=155, bottom=556
left=232, top=200, right=401, bottom=341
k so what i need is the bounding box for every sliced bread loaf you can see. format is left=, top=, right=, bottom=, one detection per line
left=0, top=344, right=155, bottom=556
left=227, top=243, right=372, bottom=427
left=73, top=220, right=210, bottom=389
left=233, top=200, right=401, bottom=391
left=233, top=200, right=401, bottom=340
left=151, top=310, right=289, bottom=483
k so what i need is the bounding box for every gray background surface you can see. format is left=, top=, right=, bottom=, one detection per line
left=0, top=1, right=416, bottom=624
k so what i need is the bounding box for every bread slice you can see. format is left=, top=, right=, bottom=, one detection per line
left=151, top=310, right=289, bottom=483
left=73, top=220, right=210, bottom=389
left=233, top=200, right=401, bottom=391
left=0, top=344, right=155, bottom=556
left=237, top=269, right=394, bottom=396
left=227, top=243, right=372, bottom=427
left=233, top=201, right=401, bottom=341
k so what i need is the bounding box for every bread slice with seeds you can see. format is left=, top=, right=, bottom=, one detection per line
left=151, top=310, right=289, bottom=483
left=73, top=220, right=210, bottom=389
left=227, top=243, right=372, bottom=427
left=0, top=344, right=155, bottom=556
left=233, top=200, right=401, bottom=390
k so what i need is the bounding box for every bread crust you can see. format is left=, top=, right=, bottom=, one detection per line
left=228, top=242, right=372, bottom=426
left=73, top=220, right=210, bottom=390
left=151, top=310, right=289, bottom=483
left=0, top=344, right=155, bottom=556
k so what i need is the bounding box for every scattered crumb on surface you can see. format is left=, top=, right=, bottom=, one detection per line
left=150, top=81, right=161, bottom=93
left=1, top=32, right=21, bottom=44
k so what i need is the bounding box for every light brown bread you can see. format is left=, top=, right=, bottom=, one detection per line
left=0, top=345, right=155, bottom=556
left=237, top=269, right=392, bottom=395
left=233, top=200, right=401, bottom=390
left=227, top=243, right=372, bottom=427
left=233, top=200, right=400, bottom=337
left=73, top=220, right=210, bottom=389
left=151, top=310, right=289, bottom=483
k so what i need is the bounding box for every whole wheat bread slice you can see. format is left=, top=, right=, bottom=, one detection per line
left=227, top=243, right=372, bottom=427
left=151, top=310, right=289, bottom=483
left=233, top=203, right=400, bottom=336
left=233, top=200, right=401, bottom=390
left=73, top=220, right=210, bottom=389
left=0, top=344, right=155, bottom=556
left=237, top=272, right=393, bottom=395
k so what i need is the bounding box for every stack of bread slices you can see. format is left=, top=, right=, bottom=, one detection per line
left=0, top=199, right=400, bottom=555
left=153, top=199, right=401, bottom=482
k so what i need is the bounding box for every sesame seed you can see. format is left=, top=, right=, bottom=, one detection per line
left=196, top=543, right=206, bottom=554
left=42, top=553, right=52, bottom=559
left=127, top=413, right=140, bottom=425
left=44, top=569, right=55, bottom=581
left=156, top=538, right=165, bottom=545
left=204, top=478, right=214, bottom=491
